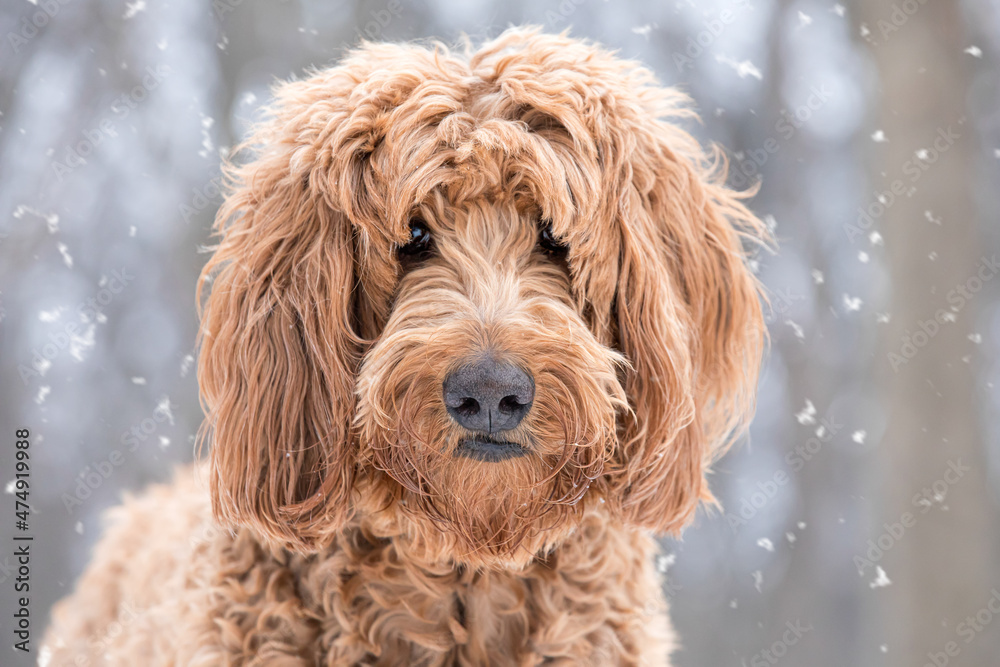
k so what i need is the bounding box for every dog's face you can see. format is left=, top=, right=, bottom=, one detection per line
left=198, top=29, right=766, bottom=568
left=354, top=199, right=627, bottom=566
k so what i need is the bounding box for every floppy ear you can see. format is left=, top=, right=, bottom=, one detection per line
left=197, top=81, right=364, bottom=553
left=609, top=116, right=767, bottom=536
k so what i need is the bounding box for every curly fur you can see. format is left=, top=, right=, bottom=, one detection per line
left=44, top=28, right=767, bottom=666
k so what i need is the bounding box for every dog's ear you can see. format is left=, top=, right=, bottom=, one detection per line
left=607, top=113, right=767, bottom=536
left=197, top=80, right=364, bottom=553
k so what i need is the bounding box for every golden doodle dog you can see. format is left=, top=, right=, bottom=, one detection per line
left=44, top=28, right=766, bottom=666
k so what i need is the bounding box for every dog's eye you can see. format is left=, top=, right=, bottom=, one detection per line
left=537, top=222, right=568, bottom=255
left=399, top=219, right=433, bottom=260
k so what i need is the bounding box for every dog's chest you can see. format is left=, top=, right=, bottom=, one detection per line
left=226, top=514, right=673, bottom=665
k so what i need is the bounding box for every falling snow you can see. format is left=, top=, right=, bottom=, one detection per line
left=155, top=396, right=176, bottom=425
left=656, top=553, right=676, bottom=573
left=869, top=567, right=892, bottom=589
left=13, top=205, right=59, bottom=233
left=199, top=115, right=216, bottom=158
left=57, top=243, right=74, bottom=268
left=785, top=319, right=805, bottom=339
left=715, top=55, right=763, bottom=80
left=69, top=324, right=97, bottom=361
left=796, top=399, right=817, bottom=425
left=843, top=295, right=863, bottom=312
left=39, top=308, right=63, bottom=322
left=124, top=0, right=146, bottom=19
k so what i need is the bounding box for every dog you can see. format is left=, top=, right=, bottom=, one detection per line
left=43, top=28, right=766, bottom=666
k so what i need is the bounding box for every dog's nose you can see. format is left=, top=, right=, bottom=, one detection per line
left=443, top=357, right=535, bottom=433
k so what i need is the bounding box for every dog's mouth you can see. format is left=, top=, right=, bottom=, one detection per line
left=455, top=436, right=529, bottom=462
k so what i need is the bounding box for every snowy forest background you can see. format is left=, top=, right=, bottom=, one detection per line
left=1, top=0, right=999, bottom=665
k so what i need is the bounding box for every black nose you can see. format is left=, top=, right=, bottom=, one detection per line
left=443, top=357, right=535, bottom=433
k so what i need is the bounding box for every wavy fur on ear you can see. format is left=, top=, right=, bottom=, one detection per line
left=609, top=102, right=769, bottom=535
left=197, top=79, right=366, bottom=552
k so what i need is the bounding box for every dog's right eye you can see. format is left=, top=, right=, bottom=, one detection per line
left=399, top=219, right=433, bottom=260
left=537, top=221, right=568, bottom=256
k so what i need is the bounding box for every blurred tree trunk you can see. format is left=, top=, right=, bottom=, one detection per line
left=853, top=1, right=1000, bottom=664
left=762, top=2, right=867, bottom=666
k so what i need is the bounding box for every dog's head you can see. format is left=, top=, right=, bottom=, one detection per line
left=198, top=29, right=767, bottom=568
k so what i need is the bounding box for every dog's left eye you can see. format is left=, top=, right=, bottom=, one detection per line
left=537, top=222, right=568, bottom=255
left=399, top=219, right=433, bottom=260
